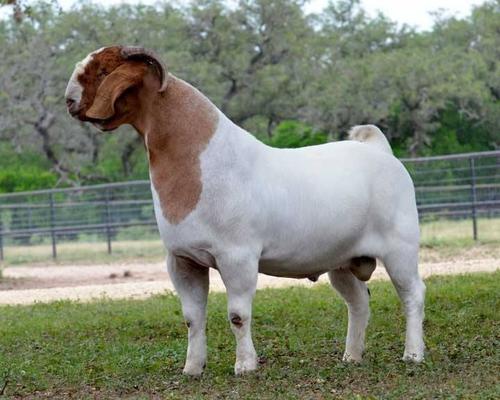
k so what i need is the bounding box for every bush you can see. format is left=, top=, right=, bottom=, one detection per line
left=0, top=168, right=57, bottom=193
left=0, top=144, right=57, bottom=193
left=264, top=120, right=329, bottom=148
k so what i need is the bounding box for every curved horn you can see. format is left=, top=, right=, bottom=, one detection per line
left=121, top=46, right=168, bottom=92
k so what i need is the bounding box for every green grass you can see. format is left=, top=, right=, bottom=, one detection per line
left=0, top=272, right=499, bottom=399
left=420, top=217, right=500, bottom=246
left=0, top=239, right=166, bottom=266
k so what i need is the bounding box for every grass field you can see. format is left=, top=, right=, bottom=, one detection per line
left=420, top=217, right=500, bottom=244
left=1, top=218, right=499, bottom=267
left=0, top=272, right=498, bottom=399
left=0, top=239, right=166, bottom=266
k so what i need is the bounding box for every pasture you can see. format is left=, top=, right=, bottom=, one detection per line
left=0, top=272, right=498, bottom=399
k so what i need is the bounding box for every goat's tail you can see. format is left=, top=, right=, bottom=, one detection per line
left=348, top=125, right=393, bottom=154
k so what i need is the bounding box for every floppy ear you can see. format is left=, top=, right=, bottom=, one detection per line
left=86, top=62, right=148, bottom=120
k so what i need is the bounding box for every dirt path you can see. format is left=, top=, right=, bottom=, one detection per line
left=1, top=258, right=498, bottom=306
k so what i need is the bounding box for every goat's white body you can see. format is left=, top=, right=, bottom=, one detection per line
left=151, top=112, right=425, bottom=375
left=153, top=112, right=418, bottom=276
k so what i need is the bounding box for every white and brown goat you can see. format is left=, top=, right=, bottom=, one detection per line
left=65, top=46, right=425, bottom=375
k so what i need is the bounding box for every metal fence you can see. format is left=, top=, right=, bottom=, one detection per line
left=0, top=150, right=499, bottom=259
left=401, top=150, right=500, bottom=240
left=0, top=181, right=157, bottom=260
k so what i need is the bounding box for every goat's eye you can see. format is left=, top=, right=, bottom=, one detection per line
left=97, top=69, right=107, bottom=78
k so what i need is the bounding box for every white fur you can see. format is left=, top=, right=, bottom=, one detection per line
left=151, top=110, right=425, bottom=374
left=348, top=124, right=393, bottom=154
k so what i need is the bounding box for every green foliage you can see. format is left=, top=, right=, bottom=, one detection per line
left=425, top=106, right=494, bottom=156
left=0, top=168, right=56, bottom=193
left=263, top=120, right=328, bottom=148
left=76, top=131, right=149, bottom=184
left=0, top=272, right=498, bottom=398
left=0, top=144, right=57, bottom=193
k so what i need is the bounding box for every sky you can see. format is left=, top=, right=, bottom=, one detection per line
left=306, top=0, right=485, bottom=30
left=2, top=0, right=487, bottom=30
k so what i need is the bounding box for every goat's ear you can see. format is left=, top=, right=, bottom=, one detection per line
left=86, top=62, right=147, bottom=120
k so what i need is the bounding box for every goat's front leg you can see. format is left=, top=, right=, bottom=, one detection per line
left=217, top=254, right=259, bottom=375
left=167, top=254, right=209, bottom=376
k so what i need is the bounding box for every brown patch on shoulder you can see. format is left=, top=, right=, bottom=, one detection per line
left=140, top=76, right=219, bottom=224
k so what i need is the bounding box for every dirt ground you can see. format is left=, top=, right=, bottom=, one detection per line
left=0, top=256, right=498, bottom=305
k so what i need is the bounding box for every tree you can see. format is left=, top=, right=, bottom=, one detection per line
left=185, top=0, right=314, bottom=135
left=0, top=0, right=498, bottom=192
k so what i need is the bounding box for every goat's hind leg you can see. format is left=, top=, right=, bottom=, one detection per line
left=167, top=254, right=209, bottom=376
left=383, top=245, right=426, bottom=362
left=328, top=268, right=370, bottom=362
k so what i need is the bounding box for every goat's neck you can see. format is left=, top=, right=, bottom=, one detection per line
left=134, top=75, right=219, bottom=160
left=132, top=75, right=220, bottom=224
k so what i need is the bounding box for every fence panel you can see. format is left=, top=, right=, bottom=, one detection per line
left=0, top=181, right=158, bottom=260
left=0, top=151, right=498, bottom=260
left=402, top=151, right=500, bottom=243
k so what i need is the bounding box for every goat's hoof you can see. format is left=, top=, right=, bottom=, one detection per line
left=183, top=362, right=205, bottom=377
left=342, top=352, right=363, bottom=363
left=402, top=351, right=424, bottom=363
left=234, top=358, right=258, bottom=375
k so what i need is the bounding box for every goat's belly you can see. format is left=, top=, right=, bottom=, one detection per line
left=258, top=261, right=331, bottom=279
left=255, top=208, right=367, bottom=278
left=258, top=246, right=351, bottom=278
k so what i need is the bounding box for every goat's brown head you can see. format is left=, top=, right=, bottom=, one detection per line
left=65, top=46, right=168, bottom=131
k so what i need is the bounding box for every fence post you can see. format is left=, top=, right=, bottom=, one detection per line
left=469, top=157, right=478, bottom=241
left=105, top=188, right=112, bottom=254
left=0, top=217, right=4, bottom=262
left=28, top=206, right=33, bottom=231
left=49, top=192, right=57, bottom=259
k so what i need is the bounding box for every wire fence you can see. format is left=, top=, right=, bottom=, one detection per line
left=0, top=150, right=499, bottom=260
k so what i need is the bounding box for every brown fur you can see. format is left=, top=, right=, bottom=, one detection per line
left=77, top=47, right=124, bottom=119
left=136, top=76, right=219, bottom=224
left=86, top=62, right=148, bottom=120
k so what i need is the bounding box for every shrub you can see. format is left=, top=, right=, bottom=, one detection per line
left=0, top=168, right=57, bottom=193
left=0, top=144, right=57, bottom=193
left=264, top=120, right=329, bottom=148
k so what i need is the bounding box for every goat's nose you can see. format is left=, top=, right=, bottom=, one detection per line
left=66, top=98, right=80, bottom=116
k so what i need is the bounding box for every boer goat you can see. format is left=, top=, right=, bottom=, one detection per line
left=65, top=46, right=425, bottom=375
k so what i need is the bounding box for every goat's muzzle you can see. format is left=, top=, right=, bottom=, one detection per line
left=66, top=97, right=80, bottom=118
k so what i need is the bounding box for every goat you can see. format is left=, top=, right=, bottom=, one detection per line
left=65, top=46, right=425, bottom=376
